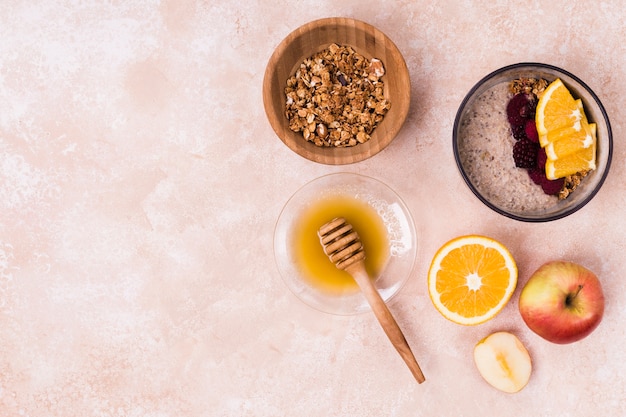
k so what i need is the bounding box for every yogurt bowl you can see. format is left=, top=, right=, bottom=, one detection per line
left=453, top=63, right=612, bottom=222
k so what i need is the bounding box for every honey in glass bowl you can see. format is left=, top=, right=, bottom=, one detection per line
left=293, top=195, right=390, bottom=295
left=274, top=172, right=416, bottom=315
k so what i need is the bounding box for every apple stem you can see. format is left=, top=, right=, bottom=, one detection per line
left=565, top=285, right=584, bottom=306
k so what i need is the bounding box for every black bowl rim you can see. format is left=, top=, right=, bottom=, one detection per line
left=453, top=62, right=613, bottom=222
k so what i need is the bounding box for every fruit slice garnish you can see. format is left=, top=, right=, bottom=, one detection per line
left=545, top=123, right=596, bottom=180
left=545, top=122, right=596, bottom=161
left=542, top=100, right=594, bottom=159
left=427, top=235, right=518, bottom=326
left=538, top=99, right=588, bottom=147
left=535, top=78, right=583, bottom=136
left=474, top=331, right=532, bottom=393
left=545, top=146, right=596, bottom=180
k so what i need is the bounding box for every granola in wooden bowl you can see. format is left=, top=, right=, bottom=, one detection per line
left=263, top=17, right=410, bottom=165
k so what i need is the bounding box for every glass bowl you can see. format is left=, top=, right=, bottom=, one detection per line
left=453, top=63, right=612, bottom=222
left=274, top=172, right=416, bottom=315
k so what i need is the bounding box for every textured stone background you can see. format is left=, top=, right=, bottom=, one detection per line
left=1, top=1, right=624, bottom=415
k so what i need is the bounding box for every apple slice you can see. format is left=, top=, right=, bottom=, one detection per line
left=473, top=331, right=532, bottom=393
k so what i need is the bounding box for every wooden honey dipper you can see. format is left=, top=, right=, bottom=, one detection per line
left=318, top=217, right=425, bottom=384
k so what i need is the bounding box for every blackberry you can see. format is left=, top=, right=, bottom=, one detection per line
left=512, top=139, right=539, bottom=168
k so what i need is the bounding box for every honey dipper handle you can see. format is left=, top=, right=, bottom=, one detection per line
left=347, top=263, right=426, bottom=384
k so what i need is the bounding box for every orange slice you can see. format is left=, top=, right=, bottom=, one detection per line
left=545, top=147, right=596, bottom=180
left=538, top=99, right=589, bottom=148
left=427, top=235, right=518, bottom=325
left=536, top=79, right=583, bottom=136
left=545, top=122, right=596, bottom=161
left=545, top=123, right=596, bottom=180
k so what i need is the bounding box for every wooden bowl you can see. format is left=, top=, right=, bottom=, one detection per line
left=263, top=17, right=410, bottom=165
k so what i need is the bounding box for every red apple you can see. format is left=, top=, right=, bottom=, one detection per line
left=519, top=261, right=604, bottom=344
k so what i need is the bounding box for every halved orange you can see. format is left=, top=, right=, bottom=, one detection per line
left=428, top=235, right=518, bottom=325
left=536, top=78, right=583, bottom=136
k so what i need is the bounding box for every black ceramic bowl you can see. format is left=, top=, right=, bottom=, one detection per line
left=453, top=63, right=612, bottom=222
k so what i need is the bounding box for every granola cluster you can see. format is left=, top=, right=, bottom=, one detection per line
left=559, top=170, right=589, bottom=199
left=284, top=43, right=390, bottom=147
left=509, top=77, right=548, bottom=96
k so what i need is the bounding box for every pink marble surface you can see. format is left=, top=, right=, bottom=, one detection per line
left=1, top=1, right=625, bottom=416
